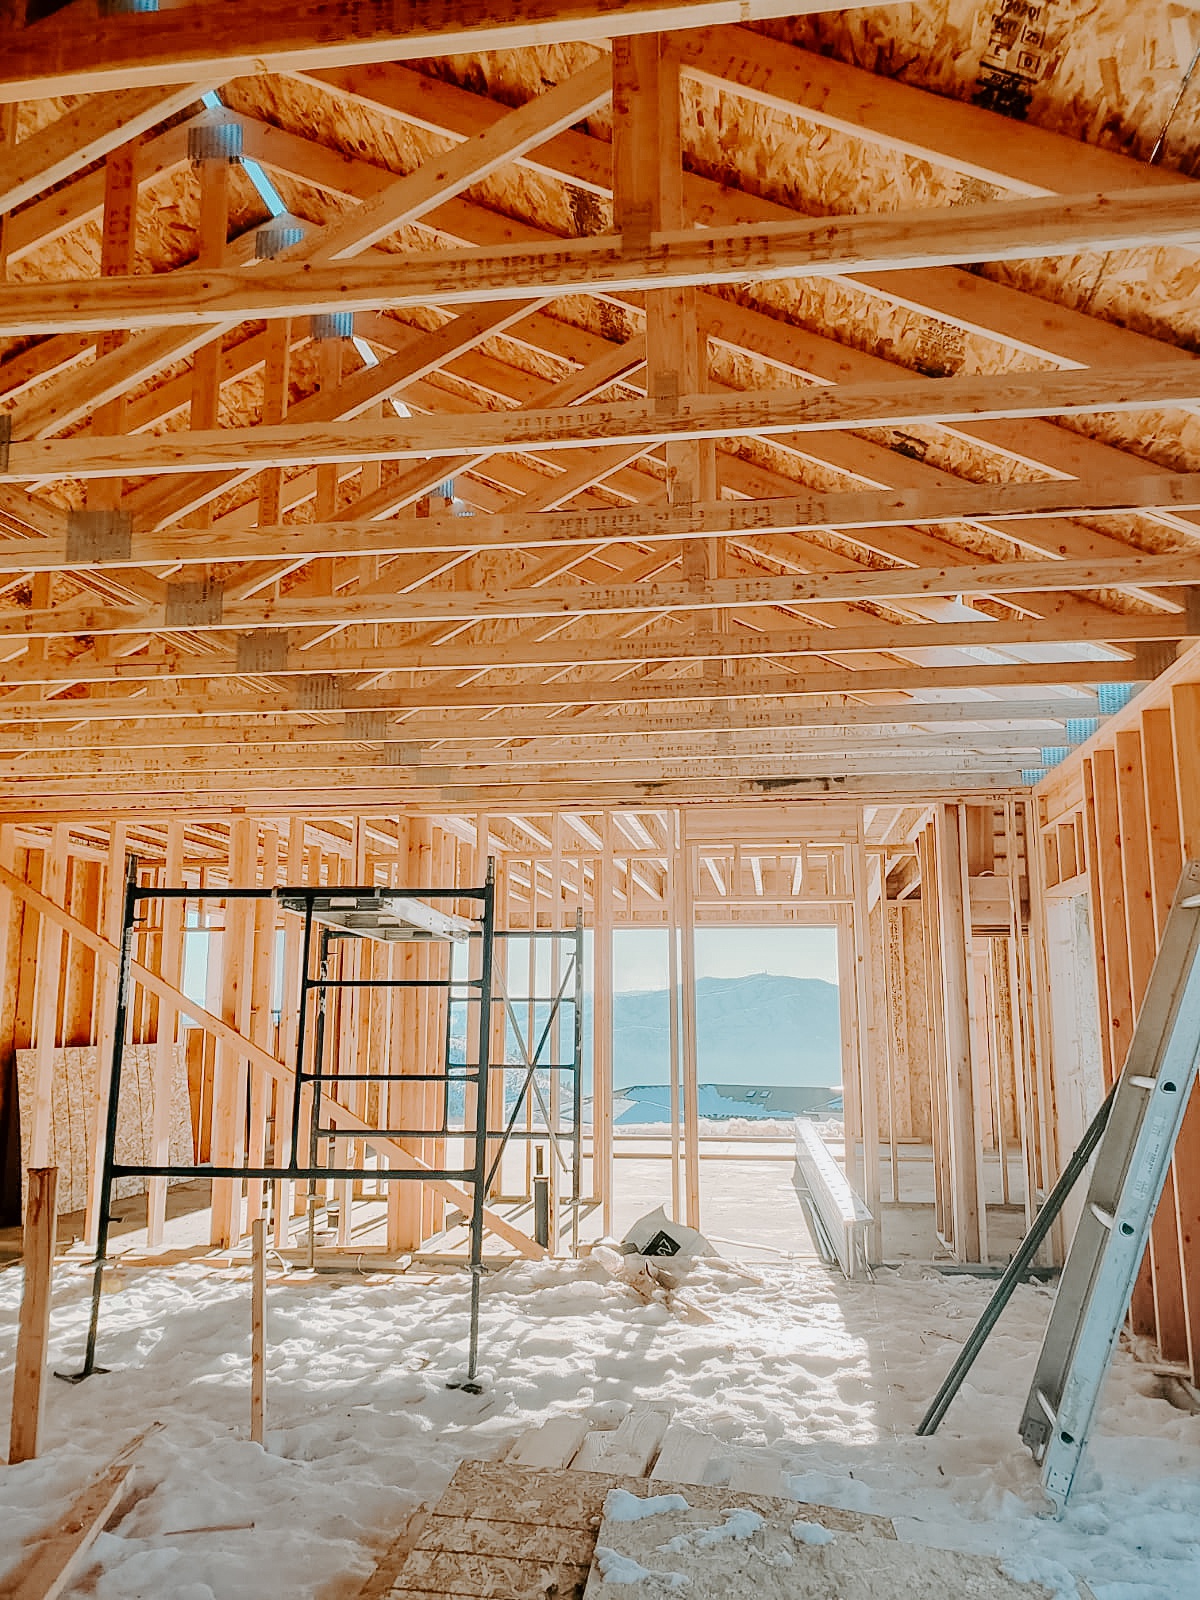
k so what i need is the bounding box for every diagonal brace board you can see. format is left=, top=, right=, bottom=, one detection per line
left=1020, top=858, right=1200, bottom=1512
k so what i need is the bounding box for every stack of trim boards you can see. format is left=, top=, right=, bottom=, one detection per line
left=1020, top=859, right=1200, bottom=1512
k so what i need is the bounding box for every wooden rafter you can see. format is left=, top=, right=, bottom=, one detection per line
left=0, top=0, right=868, bottom=99
left=3, top=479, right=1199, bottom=575
left=4, top=185, right=1200, bottom=335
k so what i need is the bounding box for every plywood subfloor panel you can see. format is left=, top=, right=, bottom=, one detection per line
left=584, top=1493, right=1066, bottom=1600
left=388, top=1458, right=896, bottom=1600
left=389, top=1461, right=615, bottom=1599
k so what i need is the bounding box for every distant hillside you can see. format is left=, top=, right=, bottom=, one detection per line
left=613, top=972, right=841, bottom=1090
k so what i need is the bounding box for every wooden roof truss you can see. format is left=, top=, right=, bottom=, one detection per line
left=1, top=1, right=1198, bottom=818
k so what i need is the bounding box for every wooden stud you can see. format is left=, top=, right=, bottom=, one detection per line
left=210, top=819, right=257, bottom=1247
left=273, top=818, right=307, bottom=1247
left=146, top=823, right=185, bottom=1246
left=592, top=828, right=615, bottom=1237
left=935, top=805, right=982, bottom=1263
left=28, top=827, right=69, bottom=1170
left=666, top=812, right=683, bottom=1224
left=850, top=838, right=882, bottom=1262
left=251, top=1214, right=266, bottom=1447
left=9, top=1166, right=57, bottom=1465
left=246, top=827, right=280, bottom=1230
left=85, top=825, right=127, bottom=1249
left=1169, top=683, right=1200, bottom=1379
left=1113, top=730, right=1182, bottom=1348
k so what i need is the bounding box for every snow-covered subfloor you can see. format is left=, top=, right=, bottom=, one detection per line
left=1, top=1254, right=1198, bottom=1600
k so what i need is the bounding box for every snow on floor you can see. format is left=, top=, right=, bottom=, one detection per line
left=1, top=1254, right=1198, bottom=1599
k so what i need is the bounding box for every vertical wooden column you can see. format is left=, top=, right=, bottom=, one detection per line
left=1089, top=750, right=1135, bottom=1086
left=935, top=805, right=983, bottom=1263
left=1169, top=682, right=1200, bottom=1378
left=274, top=819, right=307, bottom=1247
left=385, top=816, right=414, bottom=1252
left=666, top=810, right=683, bottom=1223
left=390, top=817, right=425, bottom=1252
left=1003, top=800, right=1037, bottom=1233
left=28, top=827, right=69, bottom=1172
left=546, top=821, right=563, bottom=1237
left=850, top=839, right=883, bottom=1261
left=63, top=853, right=101, bottom=1055
left=677, top=815, right=701, bottom=1232
left=365, top=867, right=388, bottom=1211
left=592, top=828, right=615, bottom=1236
left=0, top=825, right=17, bottom=1226
left=876, top=861, right=902, bottom=1203
left=836, top=904, right=862, bottom=1188
left=485, top=845, right=510, bottom=1201
left=983, top=939, right=1012, bottom=1207
left=9, top=1167, right=57, bottom=1465
left=1089, top=747, right=1152, bottom=1322
left=1018, top=802, right=1052, bottom=1227
left=419, top=812, right=448, bottom=1235
left=420, top=825, right=449, bottom=1241
left=1137, top=711, right=1189, bottom=1360
left=1115, top=728, right=1185, bottom=1350
left=917, top=825, right=950, bottom=1243
left=462, top=835, right=488, bottom=1239
left=427, top=826, right=456, bottom=1238
left=210, top=821, right=257, bottom=1248
left=334, top=823, right=365, bottom=1247
left=250, top=1215, right=266, bottom=1447
left=85, top=826, right=128, bottom=1248
left=247, top=827, right=281, bottom=1233
left=882, top=899, right=907, bottom=1193
left=146, top=824, right=186, bottom=1246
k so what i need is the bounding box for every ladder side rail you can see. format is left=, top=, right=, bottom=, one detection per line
left=1017, top=860, right=1200, bottom=1509
left=1040, top=952, right=1200, bottom=1509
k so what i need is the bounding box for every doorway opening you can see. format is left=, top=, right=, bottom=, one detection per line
left=607, top=925, right=840, bottom=1259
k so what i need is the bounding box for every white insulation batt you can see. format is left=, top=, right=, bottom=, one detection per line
left=0, top=1257, right=1197, bottom=1599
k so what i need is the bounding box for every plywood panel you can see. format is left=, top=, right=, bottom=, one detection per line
left=585, top=1508, right=1065, bottom=1599
left=16, top=1044, right=189, bottom=1213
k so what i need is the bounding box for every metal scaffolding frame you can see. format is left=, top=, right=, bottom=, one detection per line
left=68, top=861, right=502, bottom=1387
left=487, top=915, right=586, bottom=1255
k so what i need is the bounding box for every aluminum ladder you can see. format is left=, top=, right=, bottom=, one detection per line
left=1019, top=858, right=1200, bottom=1513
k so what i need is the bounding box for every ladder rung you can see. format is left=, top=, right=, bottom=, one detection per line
left=1128, top=1075, right=1156, bottom=1090
left=1035, top=1389, right=1057, bottom=1424
left=1090, top=1202, right=1115, bottom=1229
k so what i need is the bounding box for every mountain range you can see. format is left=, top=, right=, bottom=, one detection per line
left=612, top=972, right=841, bottom=1090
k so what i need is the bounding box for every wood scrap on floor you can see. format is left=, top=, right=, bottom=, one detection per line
left=588, top=1246, right=715, bottom=1323
left=505, top=1416, right=592, bottom=1470
left=571, top=1409, right=669, bottom=1476
left=0, top=1426, right=158, bottom=1600
left=649, top=1422, right=721, bottom=1485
